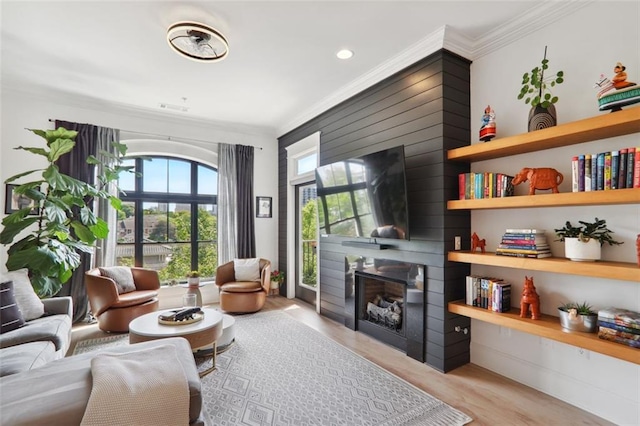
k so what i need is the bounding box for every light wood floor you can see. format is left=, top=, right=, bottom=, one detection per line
left=70, top=297, right=612, bottom=425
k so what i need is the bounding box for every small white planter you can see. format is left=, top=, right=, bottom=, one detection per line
left=270, top=280, right=280, bottom=290
left=564, top=237, right=601, bottom=262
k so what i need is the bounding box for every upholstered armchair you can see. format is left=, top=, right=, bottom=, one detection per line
left=85, top=267, right=160, bottom=332
left=216, top=259, right=271, bottom=313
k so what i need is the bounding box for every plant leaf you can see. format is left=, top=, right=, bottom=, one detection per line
left=70, top=221, right=96, bottom=244
left=90, top=217, right=109, bottom=239
left=43, top=165, right=67, bottom=191
left=15, top=146, right=48, bottom=157
left=0, top=217, right=39, bottom=244
left=4, top=169, right=42, bottom=183
left=80, top=206, right=97, bottom=226
left=47, top=138, right=75, bottom=163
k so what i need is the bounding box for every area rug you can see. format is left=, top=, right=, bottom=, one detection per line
left=73, top=311, right=472, bottom=426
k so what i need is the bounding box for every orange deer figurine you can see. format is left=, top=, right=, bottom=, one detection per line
left=512, top=167, right=563, bottom=195
left=471, top=232, right=486, bottom=253
left=520, top=276, right=541, bottom=320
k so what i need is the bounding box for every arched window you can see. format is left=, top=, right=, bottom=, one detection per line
left=117, top=156, right=217, bottom=284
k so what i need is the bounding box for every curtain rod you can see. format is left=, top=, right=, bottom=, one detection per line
left=47, top=119, right=263, bottom=150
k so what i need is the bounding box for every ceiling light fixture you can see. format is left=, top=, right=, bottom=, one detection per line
left=167, top=21, right=229, bottom=63
left=336, top=49, right=354, bottom=60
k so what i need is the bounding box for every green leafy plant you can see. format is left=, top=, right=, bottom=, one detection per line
left=270, top=270, right=285, bottom=284
left=186, top=270, right=200, bottom=278
left=0, top=127, right=132, bottom=297
left=558, top=302, right=597, bottom=316
left=554, top=217, right=623, bottom=247
left=517, top=46, right=564, bottom=108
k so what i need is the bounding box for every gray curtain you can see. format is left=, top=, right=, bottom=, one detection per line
left=236, top=145, right=255, bottom=258
left=218, top=144, right=237, bottom=264
left=94, top=127, right=120, bottom=268
left=54, top=120, right=97, bottom=323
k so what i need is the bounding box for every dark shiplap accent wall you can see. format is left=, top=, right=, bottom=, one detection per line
left=278, top=49, right=472, bottom=372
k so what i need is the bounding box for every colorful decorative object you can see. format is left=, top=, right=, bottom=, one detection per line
left=612, top=62, right=636, bottom=89
left=479, top=105, right=496, bottom=142
left=596, top=62, right=640, bottom=112
left=557, top=302, right=597, bottom=332
left=519, top=276, right=540, bottom=320
left=471, top=232, right=486, bottom=253
left=511, top=167, right=563, bottom=195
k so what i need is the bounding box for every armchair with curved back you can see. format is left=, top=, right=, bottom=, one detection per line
left=85, top=267, right=160, bottom=332
left=216, top=259, right=271, bottom=313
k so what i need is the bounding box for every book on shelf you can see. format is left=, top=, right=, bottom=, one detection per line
left=618, top=148, right=627, bottom=189
left=599, top=326, right=640, bottom=341
left=578, top=154, right=585, bottom=191
left=596, top=152, right=605, bottom=190
left=504, top=228, right=546, bottom=234
left=591, top=152, right=598, bottom=191
left=598, top=320, right=640, bottom=336
left=598, top=328, right=640, bottom=348
left=501, top=238, right=548, bottom=245
left=495, top=251, right=553, bottom=259
left=604, top=151, right=612, bottom=190
left=491, top=282, right=511, bottom=313
left=634, top=147, right=640, bottom=188
left=598, top=307, right=640, bottom=329
left=626, top=147, right=635, bottom=188
left=498, top=243, right=550, bottom=250
left=571, top=156, right=579, bottom=192
left=584, top=154, right=592, bottom=192
left=611, top=150, right=619, bottom=190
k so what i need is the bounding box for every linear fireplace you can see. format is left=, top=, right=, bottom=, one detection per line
left=345, top=257, right=425, bottom=362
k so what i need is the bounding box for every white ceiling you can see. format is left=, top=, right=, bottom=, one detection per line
left=1, top=1, right=548, bottom=137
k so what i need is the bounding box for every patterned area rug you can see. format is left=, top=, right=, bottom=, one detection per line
left=73, top=311, right=472, bottom=426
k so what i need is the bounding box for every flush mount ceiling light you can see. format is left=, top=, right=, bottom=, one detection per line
left=167, top=21, right=229, bottom=62
left=336, top=49, right=354, bottom=60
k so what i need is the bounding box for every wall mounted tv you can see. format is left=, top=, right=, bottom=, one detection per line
left=315, top=145, right=409, bottom=242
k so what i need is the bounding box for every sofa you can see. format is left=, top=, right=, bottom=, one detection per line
left=0, top=337, right=204, bottom=425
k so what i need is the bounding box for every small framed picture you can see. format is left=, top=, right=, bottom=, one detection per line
left=256, top=196, right=272, bottom=218
left=5, top=184, right=39, bottom=215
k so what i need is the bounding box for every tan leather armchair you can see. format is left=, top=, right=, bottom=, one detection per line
left=85, top=267, right=160, bottom=332
left=216, top=259, right=270, bottom=313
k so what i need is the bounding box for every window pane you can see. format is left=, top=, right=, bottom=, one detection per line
left=198, top=204, right=217, bottom=241
left=198, top=166, right=217, bottom=195
left=299, top=185, right=317, bottom=288
left=152, top=242, right=190, bottom=285
left=118, top=159, right=136, bottom=192
left=116, top=201, right=135, bottom=267
left=297, top=153, right=317, bottom=175
left=168, top=203, right=192, bottom=241
left=143, top=158, right=168, bottom=192
left=197, top=242, right=217, bottom=279
left=168, top=159, right=191, bottom=194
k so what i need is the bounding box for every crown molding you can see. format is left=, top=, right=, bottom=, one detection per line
left=276, top=26, right=448, bottom=138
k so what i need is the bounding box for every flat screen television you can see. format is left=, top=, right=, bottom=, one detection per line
left=315, top=146, right=409, bottom=241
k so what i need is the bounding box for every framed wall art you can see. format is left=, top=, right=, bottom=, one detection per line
left=256, top=196, right=272, bottom=218
left=5, top=184, right=39, bottom=215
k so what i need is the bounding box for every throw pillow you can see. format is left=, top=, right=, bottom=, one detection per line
left=98, top=267, right=136, bottom=294
left=0, top=269, right=44, bottom=321
left=1, top=281, right=26, bottom=333
left=233, top=258, right=261, bottom=282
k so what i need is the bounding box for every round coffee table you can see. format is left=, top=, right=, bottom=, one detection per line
left=129, top=308, right=223, bottom=377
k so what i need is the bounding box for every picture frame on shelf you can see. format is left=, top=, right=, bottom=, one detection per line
left=5, top=184, right=39, bottom=215
left=256, top=196, right=272, bottom=218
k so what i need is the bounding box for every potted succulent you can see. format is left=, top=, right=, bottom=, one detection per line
left=558, top=302, right=598, bottom=332
left=554, top=217, right=623, bottom=261
left=517, top=46, right=564, bottom=131
left=270, top=270, right=285, bottom=291
left=186, top=270, right=200, bottom=287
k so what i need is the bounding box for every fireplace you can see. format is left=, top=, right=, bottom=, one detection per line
left=345, top=257, right=425, bottom=362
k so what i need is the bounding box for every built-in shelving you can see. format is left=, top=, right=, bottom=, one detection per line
left=448, top=251, right=640, bottom=282
left=447, top=188, right=640, bottom=210
left=448, top=301, right=639, bottom=365
left=447, top=107, right=640, bottom=162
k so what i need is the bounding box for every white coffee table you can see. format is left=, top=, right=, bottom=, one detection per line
left=129, top=308, right=223, bottom=376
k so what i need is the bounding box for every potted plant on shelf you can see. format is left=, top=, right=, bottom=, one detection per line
left=555, top=217, right=623, bottom=262
left=517, top=45, right=565, bottom=131
left=186, top=271, right=200, bottom=287
left=558, top=302, right=598, bottom=332
left=270, top=270, right=285, bottom=292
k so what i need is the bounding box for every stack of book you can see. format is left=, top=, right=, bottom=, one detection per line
left=465, top=275, right=511, bottom=312
left=570, top=147, right=640, bottom=192
left=495, top=229, right=551, bottom=258
left=597, top=307, right=640, bottom=348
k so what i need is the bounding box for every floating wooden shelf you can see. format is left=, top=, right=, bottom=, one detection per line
left=448, top=301, right=639, bottom=365
left=447, top=107, right=640, bottom=162
left=447, top=188, right=640, bottom=210
left=448, top=251, right=640, bottom=282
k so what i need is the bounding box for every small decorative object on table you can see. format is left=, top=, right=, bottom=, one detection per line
left=471, top=232, right=486, bottom=253
left=158, top=308, right=204, bottom=325
left=558, top=302, right=597, bottom=332
left=517, top=45, right=564, bottom=131
left=596, top=62, right=640, bottom=112
left=270, top=269, right=285, bottom=295
left=186, top=270, right=200, bottom=286
left=519, top=276, right=540, bottom=320
left=554, top=217, right=623, bottom=262
left=479, top=105, right=496, bottom=142
left=511, top=167, right=563, bottom=195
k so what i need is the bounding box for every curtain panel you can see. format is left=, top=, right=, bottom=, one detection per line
left=236, top=145, right=255, bottom=258
left=218, top=144, right=237, bottom=265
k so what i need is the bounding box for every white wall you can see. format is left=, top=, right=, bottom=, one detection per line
left=469, top=3, right=639, bottom=424
left=0, top=89, right=279, bottom=273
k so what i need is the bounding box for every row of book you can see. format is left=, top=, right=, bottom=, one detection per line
left=571, top=147, right=640, bottom=192
left=465, top=275, right=511, bottom=313
left=458, top=172, right=514, bottom=200
left=495, top=229, right=552, bottom=259
left=597, top=307, right=640, bottom=349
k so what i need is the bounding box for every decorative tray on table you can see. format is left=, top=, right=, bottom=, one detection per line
left=158, top=308, right=204, bottom=325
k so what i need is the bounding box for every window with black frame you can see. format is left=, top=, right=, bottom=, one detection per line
left=116, top=157, right=218, bottom=285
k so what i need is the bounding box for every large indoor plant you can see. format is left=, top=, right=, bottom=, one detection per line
left=554, top=217, right=623, bottom=261
left=517, top=46, right=565, bottom=131
left=557, top=302, right=598, bottom=332
left=0, top=127, right=131, bottom=297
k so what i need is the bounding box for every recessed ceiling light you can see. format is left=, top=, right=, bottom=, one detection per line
left=336, top=49, right=354, bottom=60
left=167, top=21, right=229, bottom=63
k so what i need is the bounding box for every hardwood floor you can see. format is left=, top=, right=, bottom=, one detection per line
left=70, top=296, right=612, bottom=425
